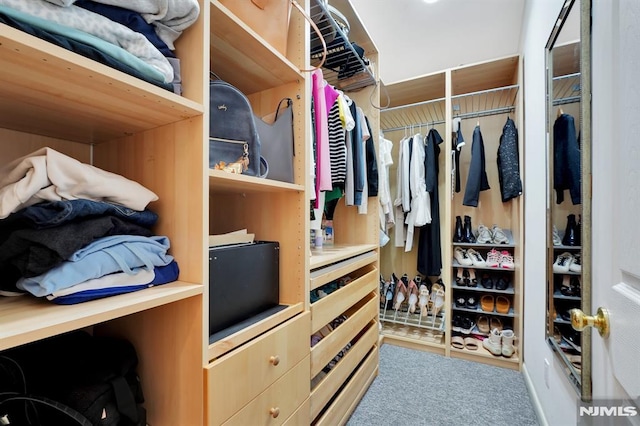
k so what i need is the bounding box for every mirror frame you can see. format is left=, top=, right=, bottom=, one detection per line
left=545, top=0, right=592, bottom=401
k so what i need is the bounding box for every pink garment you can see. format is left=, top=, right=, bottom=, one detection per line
left=312, top=69, right=332, bottom=208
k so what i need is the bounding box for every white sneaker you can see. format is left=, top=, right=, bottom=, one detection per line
left=466, top=248, right=486, bottom=267
left=569, top=253, right=582, bottom=273
left=491, top=225, right=509, bottom=244
left=501, top=329, right=516, bottom=358
left=500, top=251, right=515, bottom=270
left=482, top=328, right=502, bottom=356
left=476, top=224, right=493, bottom=244
left=454, top=247, right=473, bottom=266
left=486, top=249, right=501, bottom=268
left=553, top=252, right=574, bottom=273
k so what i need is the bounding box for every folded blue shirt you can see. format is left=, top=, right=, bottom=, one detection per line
left=48, top=260, right=179, bottom=305
left=17, top=235, right=173, bottom=297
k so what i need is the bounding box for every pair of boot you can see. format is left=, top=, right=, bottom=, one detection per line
left=562, top=214, right=581, bottom=246
left=482, top=328, right=515, bottom=358
left=453, top=215, right=476, bottom=243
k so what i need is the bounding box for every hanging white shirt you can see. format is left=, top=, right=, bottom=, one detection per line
left=404, top=133, right=431, bottom=252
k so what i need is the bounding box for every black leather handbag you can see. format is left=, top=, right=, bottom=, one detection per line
left=209, top=79, right=268, bottom=178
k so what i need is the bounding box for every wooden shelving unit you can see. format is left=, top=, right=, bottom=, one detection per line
left=379, top=55, right=524, bottom=371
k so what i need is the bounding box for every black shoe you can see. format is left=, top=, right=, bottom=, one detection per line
left=562, top=214, right=579, bottom=246
left=453, top=216, right=464, bottom=242
left=466, top=295, right=479, bottom=309
left=495, top=276, right=510, bottom=291
left=463, top=215, right=476, bottom=243
left=480, top=273, right=494, bottom=289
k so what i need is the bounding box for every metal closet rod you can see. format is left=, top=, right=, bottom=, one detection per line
left=382, top=105, right=516, bottom=133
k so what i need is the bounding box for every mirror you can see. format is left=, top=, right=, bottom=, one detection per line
left=545, top=0, right=592, bottom=400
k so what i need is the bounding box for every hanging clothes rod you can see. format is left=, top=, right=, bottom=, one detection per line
left=553, top=96, right=581, bottom=106
left=382, top=105, right=515, bottom=133
left=451, top=84, right=519, bottom=100
left=552, top=72, right=580, bottom=81
left=382, top=97, right=446, bottom=113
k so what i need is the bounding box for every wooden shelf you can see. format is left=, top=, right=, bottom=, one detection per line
left=310, top=244, right=378, bottom=270
left=0, top=24, right=203, bottom=144
left=208, top=169, right=304, bottom=194
left=209, top=0, right=303, bottom=95
left=0, top=281, right=202, bottom=352
left=452, top=283, right=516, bottom=295
left=450, top=345, right=520, bottom=369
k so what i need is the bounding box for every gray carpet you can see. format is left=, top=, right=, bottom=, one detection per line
left=347, top=344, right=540, bottom=426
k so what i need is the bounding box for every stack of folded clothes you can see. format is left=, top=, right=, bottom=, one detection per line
left=0, top=0, right=200, bottom=93
left=0, top=147, right=179, bottom=304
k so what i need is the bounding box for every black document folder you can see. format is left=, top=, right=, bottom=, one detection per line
left=208, top=241, right=280, bottom=341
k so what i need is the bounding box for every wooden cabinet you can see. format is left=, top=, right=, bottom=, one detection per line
left=379, top=56, right=524, bottom=370
left=0, top=1, right=208, bottom=423
left=0, top=0, right=380, bottom=423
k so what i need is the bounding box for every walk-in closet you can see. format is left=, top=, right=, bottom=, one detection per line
left=377, top=56, right=524, bottom=370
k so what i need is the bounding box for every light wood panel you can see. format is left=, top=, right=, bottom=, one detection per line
left=310, top=295, right=377, bottom=377
left=205, top=313, right=310, bottom=425
left=100, top=295, right=205, bottom=425
left=207, top=303, right=304, bottom=360
left=0, top=282, right=202, bottom=352
left=310, top=250, right=377, bottom=290
left=312, top=338, right=378, bottom=424
left=209, top=0, right=303, bottom=96
left=451, top=55, right=519, bottom=96
left=94, top=118, right=207, bottom=286
left=310, top=267, right=377, bottom=333
left=0, top=128, right=91, bottom=166
left=310, top=322, right=377, bottom=420
left=0, top=24, right=203, bottom=144
left=384, top=72, right=446, bottom=108
left=223, top=356, right=310, bottom=426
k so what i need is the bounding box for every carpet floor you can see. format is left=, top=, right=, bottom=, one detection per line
left=346, top=344, right=540, bottom=426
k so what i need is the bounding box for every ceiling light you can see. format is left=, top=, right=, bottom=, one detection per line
left=423, top=0, right=439, bottom=3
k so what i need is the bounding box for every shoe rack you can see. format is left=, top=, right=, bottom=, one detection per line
left=379, top=56, right=524, bottom=370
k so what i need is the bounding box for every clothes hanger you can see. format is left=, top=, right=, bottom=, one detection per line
left=557, top=107, right=564, bottom=118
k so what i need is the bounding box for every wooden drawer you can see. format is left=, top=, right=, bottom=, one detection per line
left=313, top=345, right=378, bottom=426
left=310, top=265, right=377, bottom=334
left=311, top=294, right=378, bottom=378
left=283, top=397, right=310, bottom=426
left=206, top=312, right=310, bottom=425
left=310, top=321, right=378, bottom=420
left=224, top=356, right=310, bottom=426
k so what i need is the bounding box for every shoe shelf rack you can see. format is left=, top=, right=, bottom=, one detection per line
left=379, top=55, right=524, bottom=370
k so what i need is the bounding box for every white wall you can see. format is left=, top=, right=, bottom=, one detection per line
left=520, top=1, right=581, bottom=425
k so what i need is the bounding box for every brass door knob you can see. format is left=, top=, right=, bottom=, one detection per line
left=570, top=307, right=610, bottom=338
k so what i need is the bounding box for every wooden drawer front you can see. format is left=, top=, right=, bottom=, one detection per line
left=206, top=313, right=310, bottom=425
left=311, top=294, right=378, bottom=377
left=310, top=250, right=377, bottom=290
left=314, top=346, right=378, bottom=426
left=310, top=321, right=378, bottom=420
left=310, top=267, right=377, bottom=334
left=224, top=356, right=310, bottom=426
left=283, top=397, right=310, bottom=426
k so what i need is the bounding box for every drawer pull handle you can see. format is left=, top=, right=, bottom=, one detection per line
left=269, top=355, right=280, bottom=366
left=270, top=407, right=280, bottom=418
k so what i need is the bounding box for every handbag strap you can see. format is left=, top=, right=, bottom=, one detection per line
left=274, top=98, right=293, bottom=120
left=0, top=394, right=93, bottom=426
left=291, top=0, right=326, bottom=72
